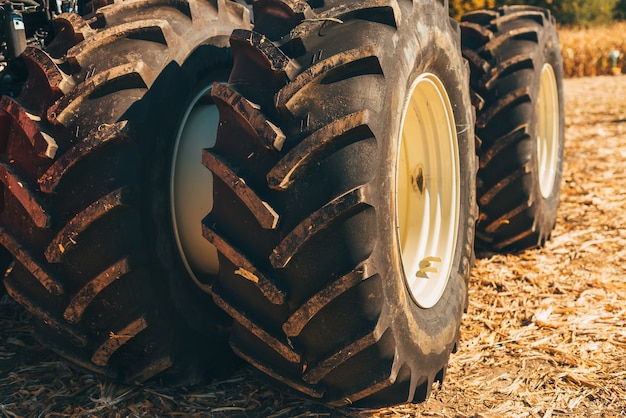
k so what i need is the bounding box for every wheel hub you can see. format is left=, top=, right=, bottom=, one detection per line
left=396, top=73, right=461, bottom=309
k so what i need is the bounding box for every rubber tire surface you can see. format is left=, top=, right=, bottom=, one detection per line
left=0, top=0, right=249, bottom=384
left=0, top=246, right=11, bottom=292
left=461, top=6, right=565, bottom=253
left=203, top=0, right=476, bottom=408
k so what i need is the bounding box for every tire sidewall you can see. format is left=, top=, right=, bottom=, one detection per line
left=376, top=5, right=475, bottom=376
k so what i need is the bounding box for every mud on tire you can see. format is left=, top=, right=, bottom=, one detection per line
left=461, top=6, right=565, bottom=252
left=0, top=1, right=249, bottom=384
left=203, top=0, right=476, bottom=408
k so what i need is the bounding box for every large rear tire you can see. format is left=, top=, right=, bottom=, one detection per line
left=203, top=0, right=476, bottom=407
left=461, top=6, right=565, bottom=252
left=0, top=0, right=249, bottom=384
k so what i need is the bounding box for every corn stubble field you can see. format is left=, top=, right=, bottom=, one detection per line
left=1, top=28, right=626, bottom=418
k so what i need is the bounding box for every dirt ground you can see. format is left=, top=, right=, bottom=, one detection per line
left=1, top=75, right=625, bottom=417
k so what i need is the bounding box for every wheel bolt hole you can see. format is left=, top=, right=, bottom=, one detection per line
left=411, top=165, right=425, bottom=195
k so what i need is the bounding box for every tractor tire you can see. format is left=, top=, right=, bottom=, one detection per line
left=0, top=0, right=250, bottom=384
left=203, top=0, right=476, bottom=408
left=461, top=6, right=565, bottom=253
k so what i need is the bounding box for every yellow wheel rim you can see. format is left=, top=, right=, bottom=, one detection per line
left=537, top=64, right=560, bottom=199
left=170, top=86, right=219, bottom=291
left=397, top=73, right=460, bottom=309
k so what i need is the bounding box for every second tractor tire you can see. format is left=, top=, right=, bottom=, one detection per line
left=461, top=6, right=565, bottom=252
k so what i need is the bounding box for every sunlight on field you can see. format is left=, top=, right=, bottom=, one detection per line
left=559, top=21, right=626, bottom=77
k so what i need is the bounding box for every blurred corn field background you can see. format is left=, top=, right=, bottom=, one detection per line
left=560, top=22, right=626, bottom=77
left=451, top=0, right=626, bottom=77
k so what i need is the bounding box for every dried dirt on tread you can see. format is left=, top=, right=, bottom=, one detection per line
left=1, top=75, right=625, bottom=417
